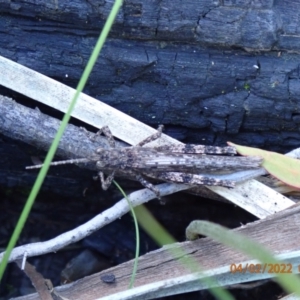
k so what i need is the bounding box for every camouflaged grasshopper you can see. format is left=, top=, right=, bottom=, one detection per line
left=26, top=125, right=262, bottom=197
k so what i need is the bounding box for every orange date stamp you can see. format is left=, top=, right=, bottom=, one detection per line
left=230, top=263, right=294, bottom=274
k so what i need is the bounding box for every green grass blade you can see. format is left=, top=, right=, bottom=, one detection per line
left=0, top=0, right=123, bottom=281
left=135, top=204, right=235, bottom=300
left=134, top=204, right=176, bottom=245
left=113, top=180, right=140, bottom=289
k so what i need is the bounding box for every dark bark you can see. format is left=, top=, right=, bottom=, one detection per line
left=0, top=95, right=118, bottom=196
left=0, top=0, right=300, bottom=151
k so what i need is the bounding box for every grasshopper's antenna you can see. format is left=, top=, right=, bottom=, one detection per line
left=26, top=158, right=90, bottom=170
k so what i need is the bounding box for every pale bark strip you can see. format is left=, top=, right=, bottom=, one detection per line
left=0, top=55, right=294, bottom=217
left=0, top=55, right=177, bottom=147
left=0, top=183, right=189, bottom=263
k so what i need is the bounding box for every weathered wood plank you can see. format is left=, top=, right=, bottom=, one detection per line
left=13, top=204, right=300, bottom=299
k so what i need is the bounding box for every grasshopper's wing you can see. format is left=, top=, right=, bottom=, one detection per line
left=135, top=152, right=262, bottom=173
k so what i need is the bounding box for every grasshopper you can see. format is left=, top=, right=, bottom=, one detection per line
left=26, top=125, right=262, bottom=197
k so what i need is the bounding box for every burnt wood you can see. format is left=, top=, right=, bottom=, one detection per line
left=0, top=1, right=300, bottom=151
left=1, top=2, right=300, bottom=299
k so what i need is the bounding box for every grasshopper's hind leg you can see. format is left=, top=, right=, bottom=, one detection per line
left=155, top=172, right=235, bottom=188
left=135, top=174, right=161, bottom=199
left=136, top=125, right=164, bottom=147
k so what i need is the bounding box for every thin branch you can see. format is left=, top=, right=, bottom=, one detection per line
left=0, top=183, right=189, bottom=263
